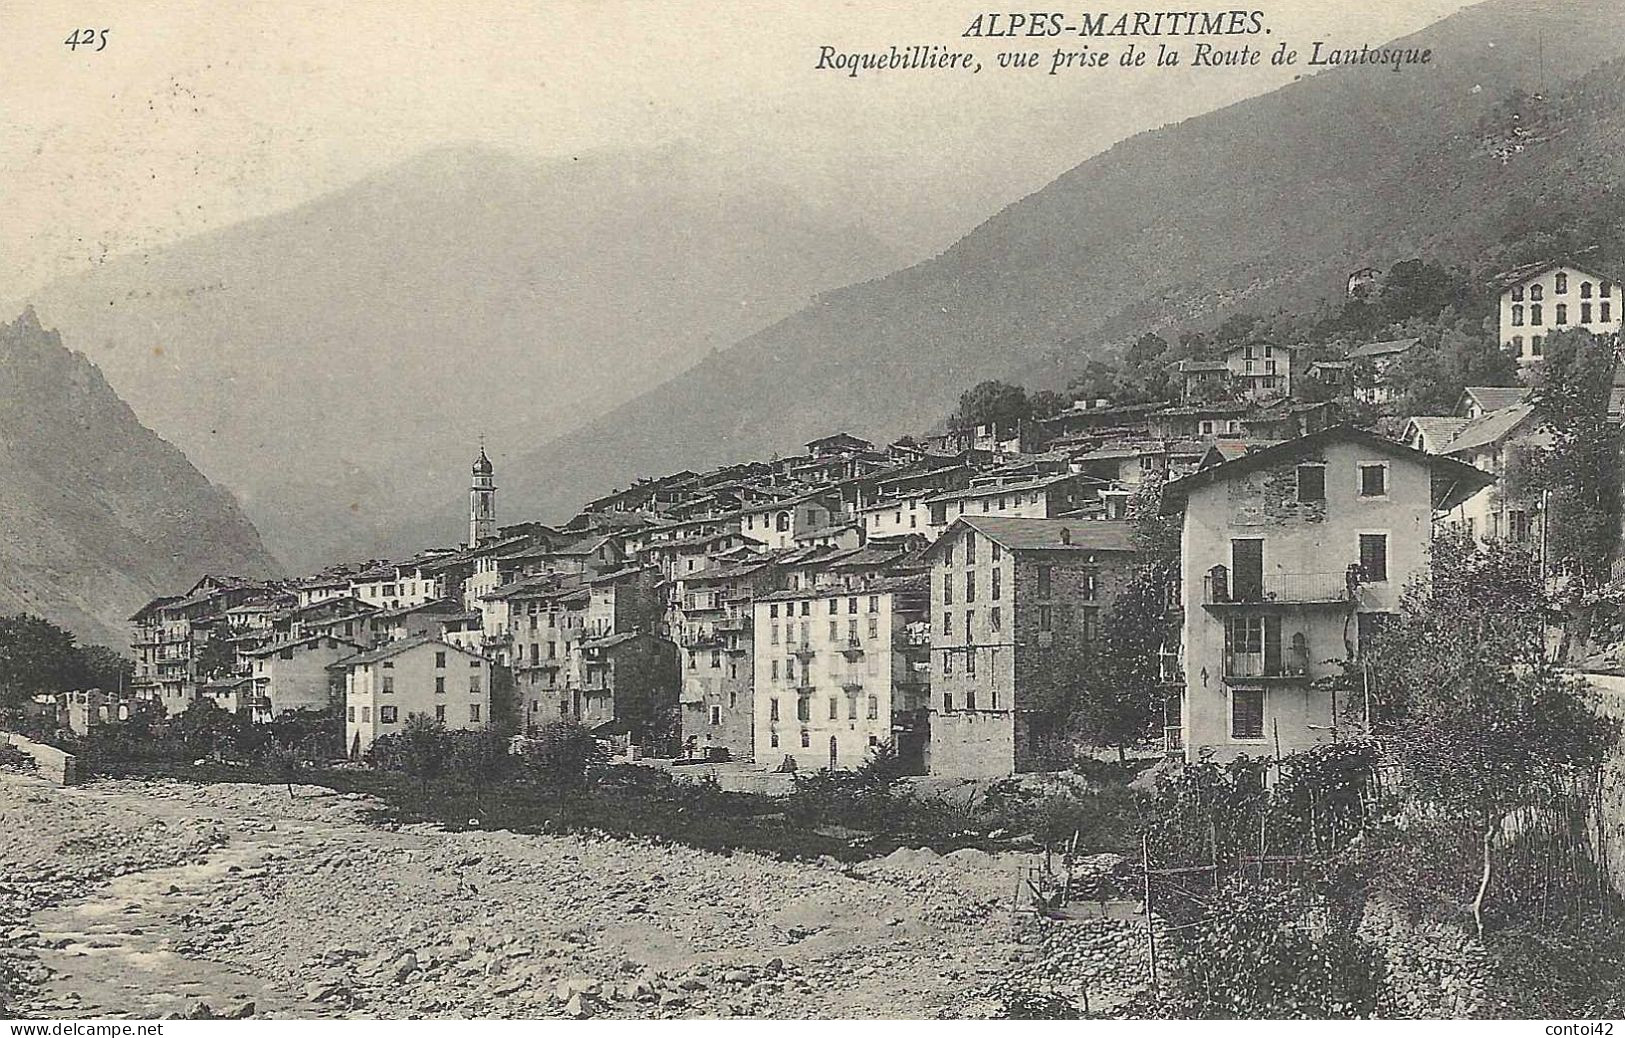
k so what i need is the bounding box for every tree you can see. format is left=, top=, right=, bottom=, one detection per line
left=195, top=636, right=239, bottom=680
left=1527, top=328, right=1624, bottom=595
left=79, top=645, right=134, bottom=693
left=173, top=698, right=248, bottom=759
left=1363, top=532, right=1618, bottom=934
left=0, top=614, right=89, bottom=708
left=1071, top=571, right=1172, bottom=760
left=950, top=380, right=1030, bottom=432
left=1028, top=389, right=1070, bottom=421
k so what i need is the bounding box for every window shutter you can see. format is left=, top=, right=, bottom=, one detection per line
left=1264, top=616, right=1281, bottom=674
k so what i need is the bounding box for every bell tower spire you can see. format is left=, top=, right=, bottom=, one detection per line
left=469, top=437, right=496, bottom=547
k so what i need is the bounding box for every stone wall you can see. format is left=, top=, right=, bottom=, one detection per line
left=0, top=731, right=79, bottom=785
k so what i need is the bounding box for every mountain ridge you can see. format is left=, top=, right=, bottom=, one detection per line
left=397, top=0, right=1625, bottom=543
left=0, top=309, right=280, bottom=649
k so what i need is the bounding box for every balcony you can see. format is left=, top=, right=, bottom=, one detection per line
left=1202, top=565, right=1360, bottom=609
left=1223, top=643, right=1313, bottom=682
left=840, top=679, right=864, bottom=694
left=793, top=682, right=817, bottom=696
left=841, top=637, right=865, bottom=660
left=792, top=645, right=817, bottom=662
left=717, top=612, right=752, bottom=633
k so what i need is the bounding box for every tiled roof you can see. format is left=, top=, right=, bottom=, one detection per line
left=1347, top=337, right=1419, bottom=360
left=1459, top=386, right=1529, bottom=414
left=1439, top=404, right=1537, bottom=456
left=1405, top=417, right=1470, bottom=449
left=926, top=516, right=1137, bottom=556
left=331, top=634, right=481, bottom=668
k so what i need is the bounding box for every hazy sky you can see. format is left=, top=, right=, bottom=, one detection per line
left=3, top=0, right=1470, bottom=296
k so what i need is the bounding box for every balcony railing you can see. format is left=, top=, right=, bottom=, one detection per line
left=841, top=637, right=865, bottom=660
left=792, top=645, right=817, bottom=662
left=1223, top=645, right=1312, bottom=680
left=717, top=613, right=752, bottom=633
left=1202, top=565, right=1360, bottom=607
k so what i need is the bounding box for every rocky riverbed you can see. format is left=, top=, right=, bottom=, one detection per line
left=0, top=772, right=1130, bottom=1019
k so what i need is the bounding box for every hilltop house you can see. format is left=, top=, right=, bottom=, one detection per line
left=1159, top=427, right=1490, bottom=764
left=1496, top=261, right=1622, bottom=365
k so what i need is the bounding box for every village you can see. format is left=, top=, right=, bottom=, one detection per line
left=5, top=257, right=1625, bottom=1021
left=21, top=260, right=1609, bottom=782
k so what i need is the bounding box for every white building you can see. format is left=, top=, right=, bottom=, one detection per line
left=1497, top=262, right=1621, bottom=366
left=338, top=635, right=491, bottom=756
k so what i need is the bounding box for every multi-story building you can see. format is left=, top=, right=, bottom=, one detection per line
left=129, top=575, right=277, bottom=714
left=676, top=557, right=784, bottom=760
left=1417, top=403, right=1550, bottom=547
left=1159, top=427, right=1490, bottom=763
left=1497, top=261, right=1622, bottom=366
left=923, top=517, right=1139, bottom=777
left=923, top=471, right=1100, bottom=529
left=338, top=635, right=491, bottom=756
left=1346, top=337, right=1417, bottom=406
left=245, top=634, right=362, bottom=719
left=751, top=574, right=930, bottom=772
left=739, top=492, right=844, bottom=550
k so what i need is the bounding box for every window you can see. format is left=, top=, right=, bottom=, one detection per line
left=435, top=676, right=446, bottom=694
left=1357, top=463, right=1387, bottom=498
left=770, top=624, right=779, bottom=645
left=828, top=620, right=838, bottom=641
left=1231, top=688, right=1264, bottom=741
left=1039, top=606, right=1053, bottom=631
left=346, top=705, right=355, bottom=721
left=361, top=706, right=371, bottom=722
left=469, top=704, right=481, bottom=722
left=1359, top=534, right=1389, bottom=583
left=828, top=598, right=838, bottom=615
left=1531, top=303, right=1544, bottom=325
left=867, top=696, right=878, bottom=720
left=942, top=611, right=952, bottom=636
left=710, top=706, right=721, bottom=726
left=1530, top=284, right=1543, bottom=301
left=943, top=692, right=953, bottom=712
left=797, top=697, right=810, bottom=721
left=381, top=676, right=394, bottom=693
left=1533, top=335, right=1545, bottom=356
left=1582, top=303, right=1593, bottom=324
left=1604, top=281, right=1615, bottom=298
left=1555, top=272, right=1568, bottom=294
left=1582, top=281, right=1594, bottom=299
left=943, top=573, right=954, bottom=605
left=1556, top=303, right=1569, bottom=325
left=991, top=541, right=1001, bottom=562
left=869, top=595, right=879, bottom=613
left=1604, top=303, right=1614, bottom=324
left=770, top=697, right=780, bottom=721
left=990, top=606, right=1001, bottom=631
left=964, top=611, right=974, bottom=642
left=1296, top=464, right=1325, bottom=503
left=965, top=571, right=976, bottom=603
left=436, top=705, right=446, bottom=722
left=1511, top=304, right=1524, bottom=326
left=435, top=652, right=446, bottom=669
left=966, top=688, right=978, bottom=710
left=770, top=730, right=779, bottom=748
left=943, top=651, right=953, bottom=675
left=847, top=696, right=858, bottom=720
left=800, top=730, right=811, bottom=748
left=769, top=603, right=779, bottom=619
left=965, top=533, right=977, bottom=564
left=1511, top=285, right=1524, bottom=301
left=1037, top=565, right=1053, bottom=597
left=966, top=647, right=977, bottom=677
left=1199, top=420, right=1214, bottom=435
left=992, top=568, right=1002, bottom=600
left=944, top=542, right=955, bottom=566
left=470, top=675, right=481, bottom=693
left=1512, top=335, right=1524, bottom=355
left=379, top=706, right=398, bottom=724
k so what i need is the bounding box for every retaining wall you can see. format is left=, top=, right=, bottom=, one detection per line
left=1, top=730, right=80, bottom=785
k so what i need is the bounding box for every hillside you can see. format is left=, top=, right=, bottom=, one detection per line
left=402, top=0, right=1625, bottom=542
left=0, top=310, right=279, bottom=649
left=21, top=143, right=917, bottom=570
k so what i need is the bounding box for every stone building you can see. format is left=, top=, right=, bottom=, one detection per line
left=1159, top=427, right=1490, bottom=763
left=1496, top=261, right=1622, bottom=366
left=676, top=557, right=784, bottom=761
left=923, top=517, right=1139, bottom=778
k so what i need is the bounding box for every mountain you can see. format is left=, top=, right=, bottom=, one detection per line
left=0, top=310, right=279, bottom=649
left=408, top=0, right=1625, bottom=539
left=21, top=143, right=918, bottom=570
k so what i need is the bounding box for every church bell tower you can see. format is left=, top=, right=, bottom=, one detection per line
left=469, top=442, right=496, bottom=547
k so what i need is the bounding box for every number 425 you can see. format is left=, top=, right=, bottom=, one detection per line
left=64, top=28, right=110, bottom=52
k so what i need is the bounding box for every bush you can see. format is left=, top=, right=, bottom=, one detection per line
left=523, top=722, right=604, bottom=788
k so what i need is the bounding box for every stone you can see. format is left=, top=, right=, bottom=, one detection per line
left=389, top=950, right=419, bottom=983
left=225, top=1000, right=256, bottom=1019
left=564, top=993, right=591, bottom=1019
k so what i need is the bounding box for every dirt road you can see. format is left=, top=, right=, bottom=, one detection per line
left=1, top=772, right=1121, bottom=1019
